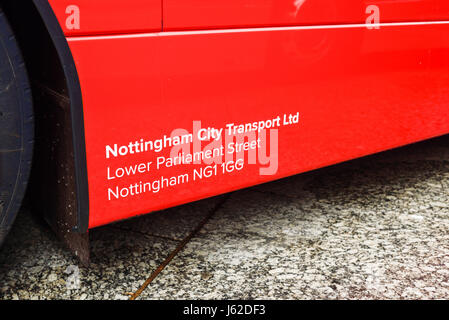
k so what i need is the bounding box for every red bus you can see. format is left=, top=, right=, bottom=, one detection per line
left=1, top=0, right=448, bottom=264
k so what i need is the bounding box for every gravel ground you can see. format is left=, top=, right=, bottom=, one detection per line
left=0, top=135, right=448, bottom=300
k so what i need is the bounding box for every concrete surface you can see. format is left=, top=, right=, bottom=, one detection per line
left=0, top=135, right=448, bottom=300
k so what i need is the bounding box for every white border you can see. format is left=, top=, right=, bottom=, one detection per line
left=67, top=21, right=449, bottom=42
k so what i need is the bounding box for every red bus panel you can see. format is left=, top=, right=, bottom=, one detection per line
left=48, top=0, right=162, bottom=36
left=66, top=23, right=449, bottom=228
left=163, top=0, right=449, bottom=31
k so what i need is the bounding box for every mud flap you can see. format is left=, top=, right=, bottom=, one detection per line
left=30, top=84, right=90, bottom=265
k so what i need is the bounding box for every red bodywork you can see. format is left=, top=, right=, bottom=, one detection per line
left=47, top=1, right=449, bottom=228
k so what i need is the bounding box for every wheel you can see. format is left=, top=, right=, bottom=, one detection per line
left=0, top=8, right=33, bottom=247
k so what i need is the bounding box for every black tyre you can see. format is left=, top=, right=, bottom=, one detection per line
left=0, top=8, right=33, bottom=247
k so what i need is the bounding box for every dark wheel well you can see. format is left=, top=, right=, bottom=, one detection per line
left=0, top=1, right=89, bottom=234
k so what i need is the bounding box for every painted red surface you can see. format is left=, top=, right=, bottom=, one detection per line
left=163, top=0, right=449, bottom=30
left=47, top=0, right=162, bottom=36
left=47, top=1, right=449, bottom=228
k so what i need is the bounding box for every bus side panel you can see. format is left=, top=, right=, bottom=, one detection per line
left=163, top=0, right=449, bottom=31
left=67, top=24, right=449, bottom=228
left=48, top=0, right=162, bottom=36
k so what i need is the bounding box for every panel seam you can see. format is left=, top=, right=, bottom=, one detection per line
left=66, top=20, right=449, bottom=42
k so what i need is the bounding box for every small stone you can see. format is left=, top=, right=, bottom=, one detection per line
left=47, top=273, right=58, bottom=282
